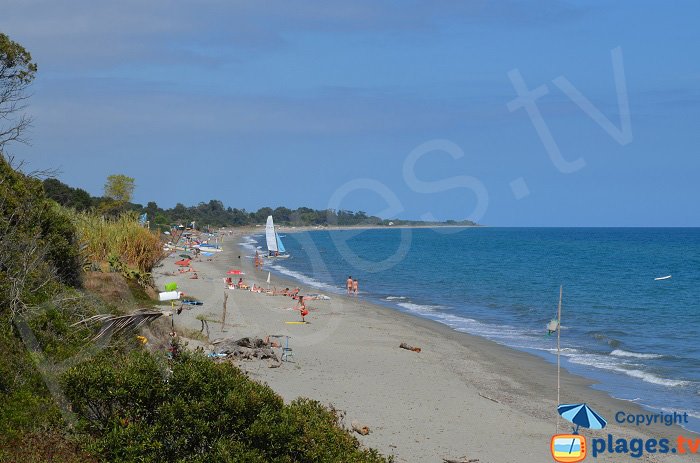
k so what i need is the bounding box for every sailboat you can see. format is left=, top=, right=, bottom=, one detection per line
left=265, top=215, right=290, bottom=259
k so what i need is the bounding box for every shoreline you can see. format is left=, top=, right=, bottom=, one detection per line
left=154, top=231, right=694, bottom=462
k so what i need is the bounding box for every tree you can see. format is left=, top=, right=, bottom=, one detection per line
left=103, top=174, right=135, bottom=204
left=43, top=178, right=93, bottom=211
left=254, top=207, right=273, bottom=224
left=0, top=33, right=37, bottom=152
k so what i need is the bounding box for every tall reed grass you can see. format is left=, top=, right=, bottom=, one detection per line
left=67, top=210, right=163, bottom=273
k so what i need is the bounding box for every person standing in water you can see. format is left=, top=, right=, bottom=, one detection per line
left=346, top=276, right=353, bottom=295
left=352, top=279, right=359, bottom=296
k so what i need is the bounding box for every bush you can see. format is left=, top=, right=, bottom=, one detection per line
left=0, top=315, right=63, bottom=441
left=62, top=350, right=390, bottom=463
left=0, top=157, right=82, bottom=316
left=66, top=210, right=163, bottom=276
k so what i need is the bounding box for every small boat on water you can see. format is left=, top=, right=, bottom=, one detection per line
left=265, top=215, right=290, bottom=259
left=654, top=275, right=672, bottom=281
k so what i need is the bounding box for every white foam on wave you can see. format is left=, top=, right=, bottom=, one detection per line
left=623, top=370, right=690, bottom=388
left=392, top=302, right=539, bottom=344
left=397, top=302, right=443, bottom=313
left=542, top=347, right=581, bottom=355
left=268, top=264, right=341, bottom=293
left=239, top=235, right=260, bottom=252
left=566, top=353, right=689, bottom=388
left=611, top=349, right=664, bottom=360
left=654, top=406, right=700, bottom=420
left=385, top=296, right=408, bottom=301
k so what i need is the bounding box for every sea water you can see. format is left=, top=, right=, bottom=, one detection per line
left=244, top=228, right=700, bottom=432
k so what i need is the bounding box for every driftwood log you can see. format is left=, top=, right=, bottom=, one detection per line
left=443, top=459, right=478, bottom=463
left=399, top=342, right=421, bottom=353
left=351, top=421, right=370, bottom=435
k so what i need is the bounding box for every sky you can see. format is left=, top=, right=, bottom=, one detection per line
left=1, top=0, right=699, bottom=226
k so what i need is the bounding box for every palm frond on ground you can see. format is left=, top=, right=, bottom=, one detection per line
left=71, top=309, right=164, bottom=342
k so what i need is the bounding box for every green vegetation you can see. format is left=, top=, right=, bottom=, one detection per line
left=103, top=174, right=135, bottom=204
left=0, top=32, right=37, bottom=150
left=0, top=155, right=81, bottom=318
left=1, top=33, right=389, bottom=463
left=67, top=209, right=163, bottom=284
left=63, top=350, right=389, bottom=463
left=100, top=174, right=136, bottom=215
left=2, top=157, right=391, bottom=462
left=44, top=177, right=478, bottom=229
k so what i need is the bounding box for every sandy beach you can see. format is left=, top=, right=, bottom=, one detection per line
left=153, top=231, right=693, bottom=463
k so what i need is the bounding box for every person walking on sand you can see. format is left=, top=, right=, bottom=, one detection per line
left=352, top=279, right=359, bottom=296
left=346, top=276, right=353, bottom=295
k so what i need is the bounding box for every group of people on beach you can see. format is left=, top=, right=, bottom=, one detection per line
left=346, top=276, right=359, bottom=296
left=253, top=251, right=265, bottom=271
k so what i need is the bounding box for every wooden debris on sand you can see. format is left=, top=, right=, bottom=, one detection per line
left=213, top=336, right=278, bottom=362
left=477, top=393, right=499, bottom=404
left=399, top=342, right=421, bottom=353
left=351, top=421, right=370, bottom=435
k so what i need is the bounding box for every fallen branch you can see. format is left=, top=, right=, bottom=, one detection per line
left=399, top=342, right=421, bottom=353
left=478, top=393, right=499, bottom=404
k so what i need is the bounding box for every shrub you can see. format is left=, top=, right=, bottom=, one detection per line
left=0, top=157, right=82, bottom=317
left=66, top=210, right=163, bottom=275
left=62, top=350, right=391, bottom=463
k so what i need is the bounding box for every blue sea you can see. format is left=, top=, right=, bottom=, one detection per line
left=243, top=228, right=700, bottom=432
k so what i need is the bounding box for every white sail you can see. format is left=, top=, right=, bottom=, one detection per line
left=265, top=216, right=278, bottom=253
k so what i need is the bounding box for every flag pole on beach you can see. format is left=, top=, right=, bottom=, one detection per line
left=267, top=271, right=271, bottom=290
left=556, top=284, right=562, bottom=434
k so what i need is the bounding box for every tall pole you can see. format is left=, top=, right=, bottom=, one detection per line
left=221, top=292, right=228, bottom=332
left=557, top=284, right=562, bottom=433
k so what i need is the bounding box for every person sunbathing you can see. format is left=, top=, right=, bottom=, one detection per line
left=251, top=284, right=264, bottom=293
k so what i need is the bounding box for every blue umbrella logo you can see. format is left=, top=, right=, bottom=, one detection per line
left=558, top=403, right=607, bottom=434
left=557, top=403, right=607, bottom=457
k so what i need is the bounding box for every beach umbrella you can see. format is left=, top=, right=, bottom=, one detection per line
left=557, top=403, right=607, bottom=433
left=179, top=254, right=192, bottom=259
left=175, top=259, right=191, bottom=266
left=227, top=269, right=244, bottom=275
